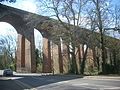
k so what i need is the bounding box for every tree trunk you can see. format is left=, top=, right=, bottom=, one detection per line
left=92, top=47, right=97, bottom=67
left=95, top=0, right=106, bottom=74
left=101, top=35, right=106, bottom=74
left=67, top=45, right=71, bottom=73
left=70, top=44, right=78, bottom=74
left=80, top=45, right=88, bottom=75
left=78, top=46, right=81, bottom=65
left=113, top=51, right=117, bottom=73
left=58, top=44, right=63, bottom=73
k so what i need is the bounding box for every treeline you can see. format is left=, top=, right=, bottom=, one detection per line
left=37, top=0, right=120, bottom=75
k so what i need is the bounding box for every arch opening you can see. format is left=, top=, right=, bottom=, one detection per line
left=34, top=28, right=43, bottom=73
left=0, top=22, right=17, bottom=71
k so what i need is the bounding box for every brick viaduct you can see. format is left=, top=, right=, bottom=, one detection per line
left=0, top=4, right=55, bottom=73
left=0, top=4, right=74, bottom=73
left=1, top=4, right=118, bottom=74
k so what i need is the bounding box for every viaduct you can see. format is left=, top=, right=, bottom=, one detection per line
left=0, top=4, right=119, bottom=74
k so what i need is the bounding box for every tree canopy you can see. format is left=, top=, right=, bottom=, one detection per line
left=0, top=0, right=16, bottom=3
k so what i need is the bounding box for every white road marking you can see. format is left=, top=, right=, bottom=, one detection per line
left=83, top=76, right=120, bottom=81
left=36, top=80, right=70, bottom=89
left=0, top=77, right=23, bottom=80
left=104, top=87, right=120, bottom=89
left=84, top=78, right=120, bottom=82
left=72, top=83, right=89, bottom=86
left=72, top=83, right=120, bottom=90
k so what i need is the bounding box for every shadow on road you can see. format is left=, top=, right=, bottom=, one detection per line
left=0, top=74, right=83, bottom=90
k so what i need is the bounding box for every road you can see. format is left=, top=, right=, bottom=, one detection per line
left=0, top=75, right=120, bottom=90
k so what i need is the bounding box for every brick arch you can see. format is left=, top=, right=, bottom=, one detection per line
left=0, top=4, right=65, bottom=73
left=0, top=13, right=36, bottom=73
left=0, top=13, right=29, bottom=38
left=33, top=28, right=52, bottom=73
left=0, top=13, right=23, bottom=27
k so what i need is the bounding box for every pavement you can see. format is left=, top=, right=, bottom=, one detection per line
left=83, top=75, right=120, bottom=80
left=0, top=70, right=120, bottom=90
left=0, top=75, right=120, bottom=90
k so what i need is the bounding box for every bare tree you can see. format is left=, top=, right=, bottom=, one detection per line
left=0, top=0, right=16, bottom=3
left=114, top=5, right=120, bottom=34
left=0, top=34, right=16, bottom=70
left=89, top=0, right=113, bottom=74
left=46, top=0, right=90, bottom=74
left=38, top=0, right=119, bottom=75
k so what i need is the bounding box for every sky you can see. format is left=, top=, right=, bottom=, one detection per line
left=0, top=0, right=120, bottom=48
left=1, top=0, right=38, bottom=13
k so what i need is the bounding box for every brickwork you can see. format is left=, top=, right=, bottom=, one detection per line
left=0, top=4, right=112, bottom=74
left=42, top=38, right=52, bottom=73
left=51, top=42, right=60, bottom=74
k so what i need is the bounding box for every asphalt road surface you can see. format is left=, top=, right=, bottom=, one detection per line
left=0, top=75, right=120, bottom=90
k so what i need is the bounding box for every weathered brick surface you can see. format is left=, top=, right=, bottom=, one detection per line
left=42, top=38, right=52, bottom=73
left=0, top=4, right=111, bottom=74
